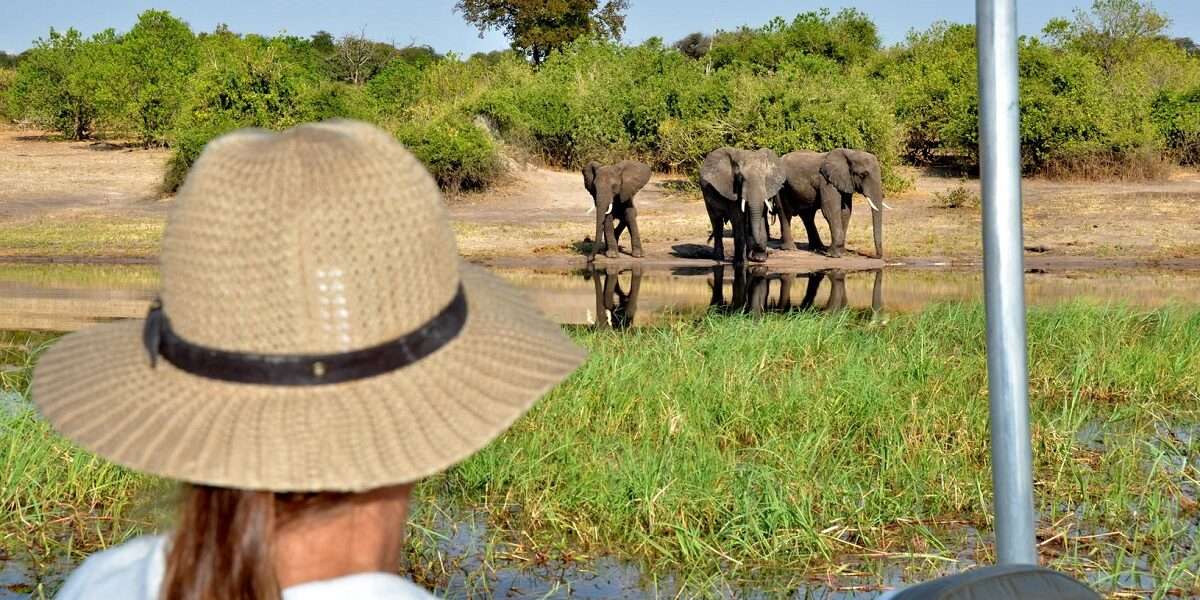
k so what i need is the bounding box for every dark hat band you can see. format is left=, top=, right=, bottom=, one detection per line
left=142, top=285, right=468, bottom=386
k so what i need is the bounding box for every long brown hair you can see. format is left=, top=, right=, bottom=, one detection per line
left=161, top=485, right=348, bottom=600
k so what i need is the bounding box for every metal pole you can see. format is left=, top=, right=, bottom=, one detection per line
left=976, top=0, right=1038, bottom=565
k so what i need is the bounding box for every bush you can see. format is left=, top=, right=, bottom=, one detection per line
left=708, top=9, right=880, bottom=71
left=395, top=115, right=502, bottom=192
left=0, top=68, right=14, bottom=118
left=931, top=184, right=980, bottom=209
left=7, top=28, right=114, bottom=139
left=162, top=34, right=319, bottom=191
left=112, top=10, right=199, bottom=146
left=1152, top=86, right=1200, bottom=164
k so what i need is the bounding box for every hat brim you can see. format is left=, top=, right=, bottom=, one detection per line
left=31, top=263, right=587, bottom=492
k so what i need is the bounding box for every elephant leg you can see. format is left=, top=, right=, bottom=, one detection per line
left=800, top=208, right=826, bottom=252
left=707, top=208, right=726, bottom=262
left=840, top=194, right=853, bottom=252
left=820, top=185, right=845, bottom=258
left=730, top=207, right=747, bottom=264
left=624, top=205, right=644, bottom=258
left=591, top=212, right=605, bottom=261
left=614, top=217, right=627, bottom=250
left=603, top=214, right=619, bottom=258
left=777, top=197, right=798, bottom=252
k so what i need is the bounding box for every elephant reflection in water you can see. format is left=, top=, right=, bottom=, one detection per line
left=709, top=265, right=884, bottom=317
left=587, top=265, right=643, bottom=329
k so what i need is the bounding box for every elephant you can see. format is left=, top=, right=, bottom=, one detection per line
left=583, top=160, right=652, bottom=260
left=774, top=149, right=889, bottom=259
left=700, top=147, right=787, bottom=264
left=587, top=265, right=642, bottom=329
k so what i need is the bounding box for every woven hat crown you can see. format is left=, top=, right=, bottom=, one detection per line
left=161, top=120, right=459, bottom=354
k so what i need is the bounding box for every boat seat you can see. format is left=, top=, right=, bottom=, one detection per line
left=888, top=564, right=1100, bottom=600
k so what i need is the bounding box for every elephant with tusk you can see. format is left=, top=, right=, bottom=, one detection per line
left=583, top=160, right=652, bottom=260
left=774, top=149, right=890, bottom=259
left=701, top=147, right=787, bottom=264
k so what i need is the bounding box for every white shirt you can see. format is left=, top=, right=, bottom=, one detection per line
left=55, top=535, right=440, bottom=600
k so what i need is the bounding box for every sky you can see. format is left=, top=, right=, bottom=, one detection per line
left=2, top=1, right=1197, bottom=55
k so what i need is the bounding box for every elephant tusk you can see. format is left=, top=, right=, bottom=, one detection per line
left=741, top=197, right=747, bottom=213
left=867, top=198, right=881, bottom=212
left=587, top=205, right=596, bottom=215
left=883, top=201, right=894, bottom=210
left=606, top=203, right=613, bottom=215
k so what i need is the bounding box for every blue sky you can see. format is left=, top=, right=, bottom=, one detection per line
left=2, top=1, right=1197, bottom=55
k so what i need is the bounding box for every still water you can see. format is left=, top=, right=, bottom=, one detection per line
left=3, top=262, right=1200, bottom=332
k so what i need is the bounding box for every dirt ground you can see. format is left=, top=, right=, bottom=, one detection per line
left=1, top=124, right=1198, bottom=268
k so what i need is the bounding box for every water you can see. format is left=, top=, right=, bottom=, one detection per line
left=3, top=262, right=1200, bottom=332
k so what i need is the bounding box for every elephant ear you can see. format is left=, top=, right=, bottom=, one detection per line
left=820, top=149, right=854, bottom=195
left=760, top=149, right=787, bottom=195
left=700, top=147, right=738, bottom=200
left=618, top=160, right=652, bottom=198
left=582, top=161, right=601, bottom=197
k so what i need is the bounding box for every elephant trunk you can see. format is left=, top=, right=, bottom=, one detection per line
left=867, top=183, right=884, bottom=259
left=746, top=183, right=769, bottom=263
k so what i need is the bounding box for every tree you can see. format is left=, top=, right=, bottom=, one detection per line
left=7, top=28, right=111, bottom=139
left=115, top=10, right=198, bottom=145
left=1043, top=0, right=1171, bottom=70
left=672, top=32, right=711, bottom=59
left=1173, top=37, right=1199, bottom=57
left=311, top=30, right=336, bottom=55
left=454, top=0, right=629, bottom=65
left=332, top=33, right=397, bottom=84
left=0, top=51, right=25, bottom=68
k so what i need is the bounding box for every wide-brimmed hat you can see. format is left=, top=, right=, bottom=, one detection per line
left=32, top=119, right=586, bottom=492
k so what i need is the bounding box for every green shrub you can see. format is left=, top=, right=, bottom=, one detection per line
left=395, top=114, right=502, bottom=192
left=931, top=184, right=980, bottom=209
left=163, top=33, right=318, bottom=191
left=708, top=9, right=881, bottom=71
left=1152, top=86, right=1200, bottom=164
left=879, top=23, right=979, bottom=165
left=111, top=10, right=199, bottom=146
left=7, top=28, right=115, bottom=139
left=0, top=68, right=14, bottom=118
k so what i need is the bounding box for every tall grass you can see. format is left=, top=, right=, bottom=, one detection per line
left=2, top=304, right=1198, bottom=595
left=438, top=303, right=1200, bottom=593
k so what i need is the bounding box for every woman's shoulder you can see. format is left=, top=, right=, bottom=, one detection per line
left=283, top=572, right=441, bottom=599
left=53, top=535, right=168, bottom=600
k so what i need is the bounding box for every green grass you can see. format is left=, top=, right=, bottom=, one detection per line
left=0, top=217, right=164, bottom=259
left=2, top=304, right=1199, bottom=597
left=0, top=263, right=160, bottom=289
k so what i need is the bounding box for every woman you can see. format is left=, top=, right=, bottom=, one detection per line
left=33, top=120, right=586, bottom=599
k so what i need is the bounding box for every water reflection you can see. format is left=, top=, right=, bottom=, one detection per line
left=4, top=262, right=1200, bottom=331
left=586, top=265, right=643, bottom=329
left=706, top=266, right=884, bottom=319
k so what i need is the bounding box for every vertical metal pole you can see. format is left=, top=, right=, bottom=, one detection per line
left=976, top=0, right=1038, bottom=565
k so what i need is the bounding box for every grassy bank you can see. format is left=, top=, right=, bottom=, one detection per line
left=3, top=304, right=1199, bottom=596
left=0, top=217, right=163, bottom=259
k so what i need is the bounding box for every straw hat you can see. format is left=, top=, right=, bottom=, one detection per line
left=31, top=119, right=586, bottom=492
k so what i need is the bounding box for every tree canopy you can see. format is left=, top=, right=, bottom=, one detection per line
left=454, top=0, right=629, bottom=65
left=1043, top=0, right=1171, bottom=70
